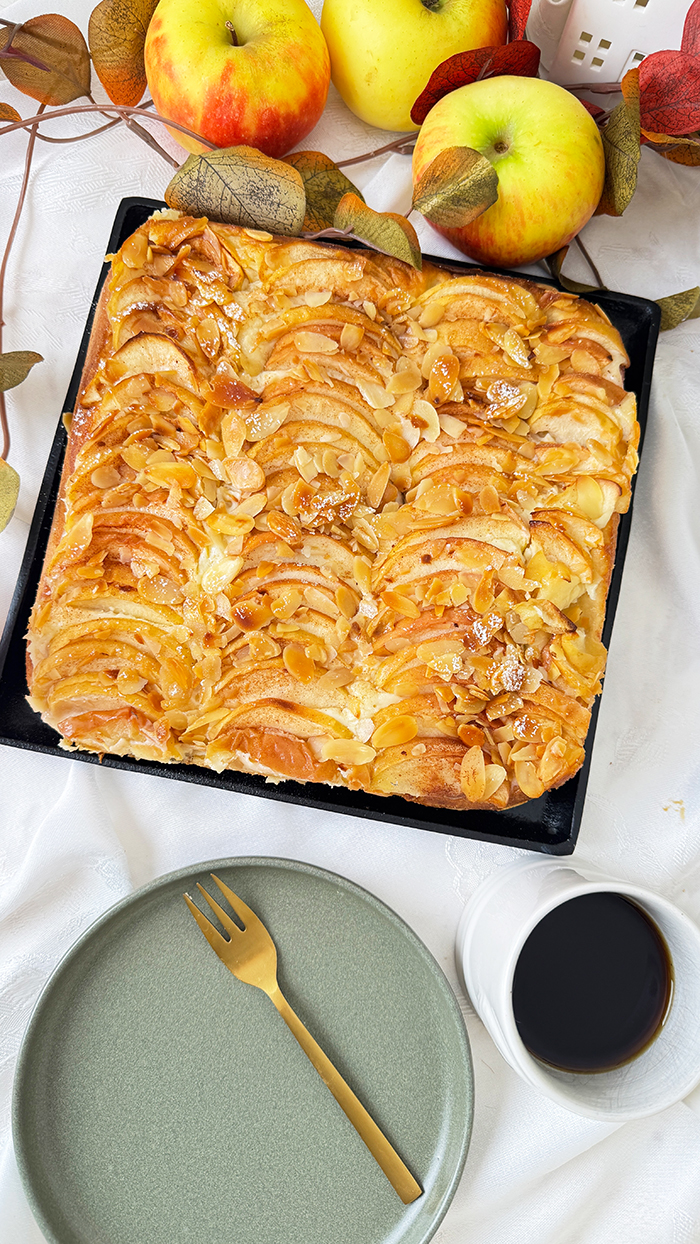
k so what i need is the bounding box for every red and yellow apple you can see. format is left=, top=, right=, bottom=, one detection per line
left=320, top=0, right=507, bottom=133
left=412, top=75, right=606, bottom=267
left=144, top=0, right=331, bottom=157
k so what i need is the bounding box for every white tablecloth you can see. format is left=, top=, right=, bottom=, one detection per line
left=2, top=1, right=700, bottom=1239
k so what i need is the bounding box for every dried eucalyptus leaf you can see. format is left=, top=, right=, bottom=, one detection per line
left=283, top=150, right=363, bottom=232
left=89, top=0, right=159, bottom=107
left=0, top=350, right=43, bottom=393
left=165, top=146, right=306, bottom=235
left=412, top=146, right=498, bottom=229
left=0, top=102, right=21, bottom=123
left=0, top=14, right=90, bottom=105
left=545, top=246, right=601, bottom=294
left=0, top=458, right=20, bottom=533
left=333, top=194, right=422, bottom=271
left=597, top=69, right=640, bottom=217
left=656, top=286, right=700, bottom=331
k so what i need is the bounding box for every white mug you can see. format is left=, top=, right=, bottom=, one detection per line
left=455, top=857, right=700, bottom=1121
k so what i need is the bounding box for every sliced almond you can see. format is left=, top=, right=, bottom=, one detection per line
left=515, top=760, right=544, bottom=799
left=340, top=324, right=364, bottom=351
left=460, top=746, right=486, bottom=802
left=412, top=399, right=440, bottom=442
left=221, top=410, right=247, bottom=457
left=294, top=330, right=338, bottom=354
left=381, top=590, right=420, bottom=619
left=483, top=763, right=508, bottom=800
left=283, top=642, right=315, bottom=682
left=248, top=631, right=281, bottom=660
left=145, top=460, right=197, bottom=490
left=245, top=402, right=289, bottom=442
left=419, top=301, right=445, bottom=328
left=387, top=363, right=422, bottom=395
left=371, top=715, right=418, bottom=749
left=304, top=290, right=332, bottom=307
left=336, top=584, right=358, bottom=619
left=225, top=456, right=265, bottom=492
left=321, top=739, right=376, bottom=765
left=359, top=380, right=395, bottom=410
left=201, top=555, right=244, bottom=594
left=267, top=510, right=302, bottom=547
left=367, top=461, right=391, bottom=510
left=90, top=465, right=121, bottom=489
left=421, top=341, right=451, bottom=379
left=353, top=554, right=372, bottom=594
left=428, top=354, right=460, bottom=405
left=438, top=411, right=464, bottom=439
left=383, top=429, right=411, bottom=463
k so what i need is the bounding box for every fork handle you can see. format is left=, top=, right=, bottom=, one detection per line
left=269, top=985, right=422, bottom=1204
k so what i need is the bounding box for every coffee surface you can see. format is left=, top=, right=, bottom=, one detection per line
left=512, top=893, right=672, bottom=1073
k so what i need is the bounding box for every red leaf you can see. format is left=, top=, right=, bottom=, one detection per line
left=682, top=0, right=700, bottom=55
left=580, top=99, right=606, bottom=121
left=509, top=0, right=533, bottom=42
left=411, top=40, right=540, bottom=126
left=639, top=50, right=700, bottom=135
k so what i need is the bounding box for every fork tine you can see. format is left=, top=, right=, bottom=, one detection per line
left=210, top=874, right=262, bottom=930
left=183, top=892, right=230, bottom=953
left=195, top=881, right=241, bottom=939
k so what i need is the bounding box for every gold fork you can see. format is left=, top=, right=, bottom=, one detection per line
left=184, top=873, right=422, bottom=1204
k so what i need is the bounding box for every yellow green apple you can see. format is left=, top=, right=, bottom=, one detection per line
left=412, top=75, right=606, bottom=267
left=144, top=0, right=331, bottom=157
left=320, top=0, right=508, bottom=133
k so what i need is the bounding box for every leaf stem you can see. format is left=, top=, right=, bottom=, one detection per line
left=574, top=234, right=605, bottom=288
left=336, top=135, right=417, bottom=168
left=0, top=104, right=45, bottom=463
left=35, top=118, right=121, bottom=143
left=0, top=101, right=218, bottom=152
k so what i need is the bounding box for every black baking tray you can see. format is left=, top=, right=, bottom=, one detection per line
left=0, top=196, right=660, bottom=853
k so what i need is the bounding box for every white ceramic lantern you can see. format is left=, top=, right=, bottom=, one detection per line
left=528, top=0, right=692, bottom=85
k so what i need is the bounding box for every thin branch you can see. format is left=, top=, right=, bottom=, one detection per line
left=36, top=117, right=121, bottom=143
left=0, top=104, right=45, bottom=463
left=86, top=91, right=179, bottom=170
left=0, top=100, right=216, bottom=151
left=574, top=234, right=605, bottom=288
left=120, top=114, right=179, bottom=168
left=336, top=135, right=416, bottom=168
left=566, top=82, right=623, bottom=94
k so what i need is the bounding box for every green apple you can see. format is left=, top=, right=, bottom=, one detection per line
left=321, top=0, right=507, bottom=132
left=145, top=0, right=330, bottom=157
left=412, top=75, right=606, bottom=267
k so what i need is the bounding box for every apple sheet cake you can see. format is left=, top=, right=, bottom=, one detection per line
left=26, top=214, right=638, bottom=810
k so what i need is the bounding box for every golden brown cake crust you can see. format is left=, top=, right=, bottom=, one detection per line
left=26, top=214, right=639, bottom=811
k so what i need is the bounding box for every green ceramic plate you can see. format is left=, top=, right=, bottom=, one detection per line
left=13, top=857, right=473, bottom=1244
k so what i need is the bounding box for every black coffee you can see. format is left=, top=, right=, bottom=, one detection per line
left=512, top=892, right=672, bottom=1073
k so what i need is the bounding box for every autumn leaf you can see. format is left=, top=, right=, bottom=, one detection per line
left=411, top=41, right=540, bottom=126
left=0, top=102, right=21, bottom=124
left=545, top=246, right=600, bottom=294
left=639, top=51, right=700, bottom=136
left=283, top=151, right=364, bottom=232
left=0, top=350, right=43, bottom=393
left=333, top=194, right=422, bottom=271
left=412, top=146, right=498, bottom=229
left=655, top=287, right=700, bottom=331
left=165, top=146, right=306, bottom=235
left=0, top=458, right=20, bottom=534
left=642, top=128, right=700, bottom=166
left=580, top=99, right=606, bottom=122
left=682, top=0, right=700, bottom=57
left=0, top=15, right=90, bottom=105
left=509, top=0, right=534, bottom=41
left=89, top=0, right=159, bottom=106
left=596, top=68, right=640, bottom=217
